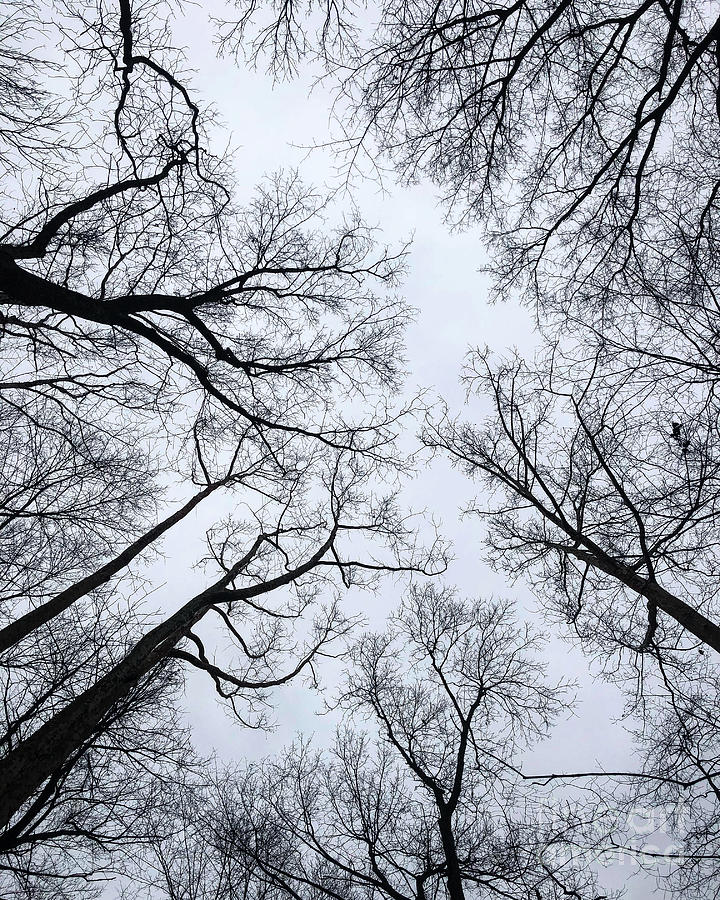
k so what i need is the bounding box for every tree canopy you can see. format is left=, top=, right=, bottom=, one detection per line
left=4, top=1, right=720, bottom=898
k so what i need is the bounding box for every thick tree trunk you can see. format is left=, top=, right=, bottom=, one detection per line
left=0, top=528, right=336, bottom=831
left=0, top=584, right=210, bottom=831
left=438, top=813, right=465, bottom=900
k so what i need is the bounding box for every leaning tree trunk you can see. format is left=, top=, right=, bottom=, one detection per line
left=0, top=529, right=336, bottom=830
left=0, top=480, right=226, bottom=655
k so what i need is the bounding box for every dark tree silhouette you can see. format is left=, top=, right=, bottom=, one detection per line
left=0, top=657, right=197, bottom=898
left=223, top=0, right=720, bottom=666
left=136, top=588, right=608, bottom=900
left=192, top=5, right=720, bottom=894
left=424, top=350, right=720, bottom=658
left=0, top=2, right=444, bottom=890
left=223, top=0, right=720, bottom=317
left=415, top=336, right=720, bottom=896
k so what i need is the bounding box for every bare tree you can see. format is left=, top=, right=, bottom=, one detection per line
left=139, top=588, right=609, bottom=900
left=211, top=7, right=720, bottom=893
left=0, top=0, right=445, bottom=888
left=424, top=350, right=720, bottom=658
left=416, top=344, right=720, bottom=896
left=0, top=657, right=196, bottom=899
left=219, top=0, right=720, bottom=664
left=223, top=0, right=720, bottom=316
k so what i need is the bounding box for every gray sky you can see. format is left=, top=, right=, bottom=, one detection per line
left=134, top=6, right=666, bottom=897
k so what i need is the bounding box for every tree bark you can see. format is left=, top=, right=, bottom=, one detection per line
left=0, top=583, right=210, bottom=831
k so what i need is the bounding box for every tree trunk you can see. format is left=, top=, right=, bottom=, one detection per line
left=0, top=584, right=210, bottom=831
left=0, top=527, right=336, bottom=830
left=438, top=812, right=465, bottom=900
left=0, top=481, right=224, bottom=655
left=569, top=546, right=720, bottom=655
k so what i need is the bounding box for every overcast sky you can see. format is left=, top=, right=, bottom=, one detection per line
left=128, top=6, right=668, bottom=897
